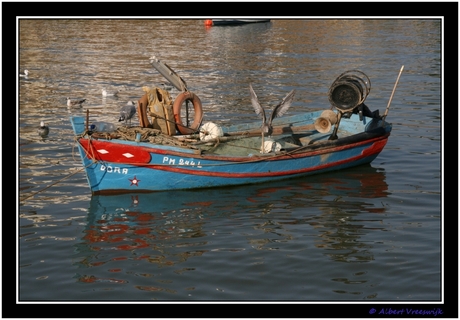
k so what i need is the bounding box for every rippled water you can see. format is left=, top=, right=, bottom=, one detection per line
left=18, top=19, right=443, bottom=308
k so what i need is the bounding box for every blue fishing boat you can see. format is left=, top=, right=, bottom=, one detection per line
left=70, top=57, right=402, bottom=195
left=204, top=19, right=271, bottom=26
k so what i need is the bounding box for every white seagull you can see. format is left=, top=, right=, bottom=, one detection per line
left=160, top=82, right=173, bottom=91
left=102, top=88, right=119, bottom=97
left=67, top=97, right=86, bottom=107
left=118, top=101, right=137, bottom=126
left=249, top=83, right=296, bottom=153
left=20, top=70, right=29, bottom=78
left=38, top=121, right=49, bottom=137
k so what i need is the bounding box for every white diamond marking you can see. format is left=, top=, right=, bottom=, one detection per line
left=123, top=153, right=134, bottom=158
left=97, top=149, right=109, bottom=154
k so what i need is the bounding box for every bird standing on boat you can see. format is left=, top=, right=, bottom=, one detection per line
left=67, top=97, right=86, bottom=107
left=102, top=88, right=119, bottom=97
left=249, top=83, right=295, bottom=153
left=118, top=101, right=137, bottom=126
left=38, top=121, right=49, bottom=137
left=160, top=82, right=173, bottom=91
left=20, top=70, right=29, bottom=78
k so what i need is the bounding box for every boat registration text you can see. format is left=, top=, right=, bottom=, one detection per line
left=162, top=156, right=202, bottom=167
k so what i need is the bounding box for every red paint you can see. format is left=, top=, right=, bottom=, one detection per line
left=79, top=139, right=151, bottom=164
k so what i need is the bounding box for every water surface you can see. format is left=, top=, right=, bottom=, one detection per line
left=18, top=18, right=442, bottom=310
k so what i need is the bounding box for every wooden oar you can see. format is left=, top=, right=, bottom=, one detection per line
left=149, top=56, right=187, bottom=92
left=190, top=122, right=333, bottom=145
left=176, top=116, right=336, bottom=142
left=232, top=123, right=319, bottom=136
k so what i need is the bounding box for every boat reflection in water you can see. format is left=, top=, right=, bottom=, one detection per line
left=74, top=164, right=388, bottom=287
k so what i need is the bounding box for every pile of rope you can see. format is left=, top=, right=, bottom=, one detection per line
left=91, top=126, right=200, bottom=149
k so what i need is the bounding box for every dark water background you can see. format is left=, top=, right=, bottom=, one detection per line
left=16, top=17, right=445, bottom=314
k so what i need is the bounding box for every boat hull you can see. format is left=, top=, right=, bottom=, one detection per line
left=210, top=19, right=271, bottom=26
left=71, top=114, right=390, bottom=194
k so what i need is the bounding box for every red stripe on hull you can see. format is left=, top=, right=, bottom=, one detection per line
left=361, top=138, right=388, bottom=157
left=79, top=136, right=388, bottom=178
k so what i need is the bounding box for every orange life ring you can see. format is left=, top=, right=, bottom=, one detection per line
left=173, top=91, right=204, bottom=134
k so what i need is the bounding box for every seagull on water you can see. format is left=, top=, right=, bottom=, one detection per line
left=20, top=70, right=29, bottom=78
left=38, top=121, right=49, bottom=137
left=67, top=97, right=86, bottom=107
left=118, top=101, right=137, bottom=126
left=249, top=83, right=295, bottom=153
left=102, top=88, right=119, bottom=97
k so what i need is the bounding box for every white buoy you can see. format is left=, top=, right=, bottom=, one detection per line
left=199, top=122, right=224, bottom=141
left=261, top=140, right=281, bottom=153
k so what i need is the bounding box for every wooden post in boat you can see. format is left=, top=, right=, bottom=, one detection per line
left=86, top=109, right=89, bottom=132
left=381, top=65, right=404, bottom=126
left=328, top=112, right=342, bottom=140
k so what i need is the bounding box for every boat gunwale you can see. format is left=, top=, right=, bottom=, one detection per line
left=76, top=128, right=390, bottom=165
